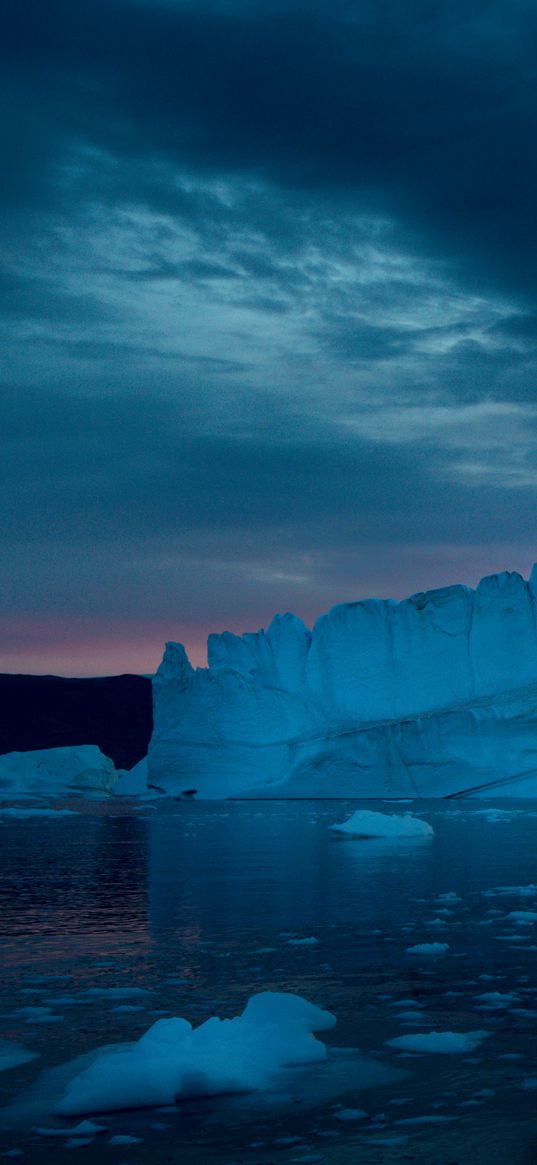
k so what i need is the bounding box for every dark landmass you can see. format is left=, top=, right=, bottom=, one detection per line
left=0, top=673, right=152, bottom=771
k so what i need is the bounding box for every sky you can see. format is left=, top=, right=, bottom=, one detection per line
left=2, top=0, right=537, bottom=675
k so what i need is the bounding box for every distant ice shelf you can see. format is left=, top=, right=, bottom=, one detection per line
left=148, top=566, right=537, bottom=798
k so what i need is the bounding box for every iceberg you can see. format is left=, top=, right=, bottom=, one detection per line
left=0, top=745, right=117, bottom=797
left=55, top=992, right=336, bottom=1115
left=149, top=567, right=537, bottom=798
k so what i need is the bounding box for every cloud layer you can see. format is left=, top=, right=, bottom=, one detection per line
left=2, top=0, right=537, bottom=672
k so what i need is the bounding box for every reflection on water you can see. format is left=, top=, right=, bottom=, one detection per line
left=2, top=799, right=537, bottom=1162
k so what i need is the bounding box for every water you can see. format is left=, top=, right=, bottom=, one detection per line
left=3, top=798, right=537, bottom=1162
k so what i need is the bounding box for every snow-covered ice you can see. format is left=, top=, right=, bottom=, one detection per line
left=330, top=810, right=433, bottom=839
left=55, top=992, right=337, bottom=1115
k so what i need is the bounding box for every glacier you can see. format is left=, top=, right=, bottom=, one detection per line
left=148, top=567, right=537, bottom=798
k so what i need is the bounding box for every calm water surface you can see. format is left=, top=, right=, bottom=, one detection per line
left=2, top=798, right=537, bottom=1163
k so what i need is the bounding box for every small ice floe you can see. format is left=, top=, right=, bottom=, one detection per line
left=474, top=992, right=518, bottom=1011
left=472, top=809, right=521, bottom=823
left=330, top=811, right=433, bottom=840
left=0, top=808, right=78, bottom=819
left=333, top=1106, right=368, bottom=1121
left=83, top=987, right=152, bottom=1001
left=506, top=911, right=537, bottom=923
left=55, top=992, right=337, bottom=1116
left=108, top=1135, right=142, bottom=1145
left=405, top=943, right=449, bottom=956
left=34, top=1120, right=107, bottom=1137
left=0, top=1041, right=40, bottom=1072
left=483, top=884, right=537, bottom=898
left=385, top=1030, right=489, bottom=1054
left=362, top=1135, right=409, bottom=1146
left=12, top=1007, right=63, bottom=1024
left=287, top=938, right=318, bottom=947
left=395, top=1114, right=457, bottom=1125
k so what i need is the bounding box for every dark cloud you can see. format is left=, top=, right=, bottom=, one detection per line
left=4, top=1, right=537, bottom=299
left=3, top=0, right=537, bottom=671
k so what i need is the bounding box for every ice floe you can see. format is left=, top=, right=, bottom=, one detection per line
left=386, top=1030, right=489, bottom=1054
left=330, top=811, right=433, bottom=839
left=55, top=992, right=337, bottom=1115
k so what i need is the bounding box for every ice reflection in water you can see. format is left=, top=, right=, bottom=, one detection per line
left=2, top=800, right=537, bottom=1162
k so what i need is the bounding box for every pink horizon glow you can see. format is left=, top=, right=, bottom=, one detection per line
left=0, top=617, right=208, bottom=677
left=3, top=550, right=534, bottom=677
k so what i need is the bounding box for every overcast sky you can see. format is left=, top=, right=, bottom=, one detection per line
left=2, top=0, right=537, bottom=674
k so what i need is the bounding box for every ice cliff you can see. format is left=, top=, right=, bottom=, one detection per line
left=149, top=567, right=537, bottom=798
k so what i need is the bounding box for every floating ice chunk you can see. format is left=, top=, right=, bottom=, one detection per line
left=287, top=938, right=318, bottom=946
left=34, top=1120, right=107, bottom=1137
left=405, top=943, right=449, bottom=956
left=333, top=1107, right=368, bottom=1121
left=0, top=808, right=79, bottom=819
left=475, top=992, right=518, bottom=1010
left=83, top=988, right=151, bottom=1001
left=507, top=911, right=537, bottom=923
left=55, top=992, right=337, bottom=1116
left=0, top=1041, right=39, bottom=1072
left=330, top=811, right=433, bottom=839
left=395, top=1114, right=458, bottom=1124
left=386, top=1030, right=489, bottom=1054
left=485, top=885, right=537, bottom=898
left=12, top=1007, right=60, bottom=1024
left=108, top=1135, right=142, bottom=1145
